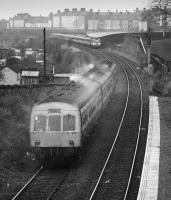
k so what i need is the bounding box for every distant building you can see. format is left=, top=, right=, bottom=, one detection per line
left=12, top=48, right=21, bottom=56
left=21, top=70, right=40, bottom=85
left=0, top=19, right=9, bottom=29
left=7, top=9, right=147, bottom=32
left=0, top=38, right=13, bottom=48
left=0, top=58, right=6, bottom=66
left=54, top=73, right=71, bottom=84
left=168, top=0, right=171, bottom=8
left=0, top=65, right=21, bottom=85
left=0, top=49, right=8, bottom=66
left=160, top=0, right=171, bottom=8
left=24, top=48, right=36, bottom=58
left=5, top=7, right=171, bottom=32
left=9, top=13, right=31, bottom=28
left=25, top=16, right=51, bottom=28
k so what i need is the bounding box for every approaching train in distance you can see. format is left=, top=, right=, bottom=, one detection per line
left=50, top=33, right=101, bottom=48
left=30, top=63, right=118, bottom=160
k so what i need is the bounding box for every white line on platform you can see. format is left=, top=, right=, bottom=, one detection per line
left=137, top=96, right=160, bottom=200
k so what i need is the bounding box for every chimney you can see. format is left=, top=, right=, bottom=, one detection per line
left=80, top=8, right=86, bottom=12
left=64, top=8, right=69, bottom=12
left=126, top=10, right=129, bottom=14
left=72, top=8, right=77, bottom=12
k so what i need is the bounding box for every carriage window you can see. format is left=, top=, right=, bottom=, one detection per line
left=48, top=115, right=61, bottom=131
left=34, top=115, right=46, bottom=131
left=63, top=114, right=75, bottom=131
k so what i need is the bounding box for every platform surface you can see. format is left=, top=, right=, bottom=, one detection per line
left=137, top=96, right=160, bottom=200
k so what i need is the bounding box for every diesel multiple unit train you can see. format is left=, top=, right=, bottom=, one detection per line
left=50, top=33, right=101, bottom=48
left=30, top=63, right=118, bottom=160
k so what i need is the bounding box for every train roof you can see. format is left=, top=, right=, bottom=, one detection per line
left=38, top=80, right=100, bottom=108
left=36, top=64, right=114, bottom=109
left=50, top=33, right=100, bottom=40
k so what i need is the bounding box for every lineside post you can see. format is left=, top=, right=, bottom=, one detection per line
left=146, top=33, right=152, bottom=73
left=43, top=27, right=46, bottom=77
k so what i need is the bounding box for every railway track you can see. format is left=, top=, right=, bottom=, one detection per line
left=11, top=165, right=70, bottom=200
left=74, top=45, right=148, bottom=200
left=11, top=46, right=149, bottom=200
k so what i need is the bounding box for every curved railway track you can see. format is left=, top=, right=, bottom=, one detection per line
left=11, top=46, right=149, bottom=200
left=75, top=45, right=148, bottom=200
left=89, top=50, right=143, bottom=200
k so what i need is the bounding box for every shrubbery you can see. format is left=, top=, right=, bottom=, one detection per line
left=0, top=87, right=57, bottom=198
left=153, top=75, right=171, bottom=96
left=0, top=86, right=58, bottom=171
left=0, top=95, right=31, bottom=169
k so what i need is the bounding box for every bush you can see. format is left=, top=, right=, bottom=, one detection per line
left=0, top=87, right=54, bottom=170
left=153, top=75, right=171, bottom=96
left=0, top=94, right=32, bottom=169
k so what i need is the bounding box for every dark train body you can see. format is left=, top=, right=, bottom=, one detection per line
left=30, top=63, right=118, bottom=160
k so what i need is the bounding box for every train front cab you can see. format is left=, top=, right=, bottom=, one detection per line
left=91, top=38, right=101, bottom=48
left=30, top=102, right=81, bottom=149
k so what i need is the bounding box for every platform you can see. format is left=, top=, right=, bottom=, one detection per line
left=87, top=31, right=128, bottom=38
left=137, top=96, right=160, bottom=200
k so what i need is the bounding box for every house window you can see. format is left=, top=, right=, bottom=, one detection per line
left=0, top=71, right=4, bottom=80
left=17, top=73, right=20, bottom=81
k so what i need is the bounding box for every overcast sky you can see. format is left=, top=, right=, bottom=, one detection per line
left=0, top=0, right=149, bottom=19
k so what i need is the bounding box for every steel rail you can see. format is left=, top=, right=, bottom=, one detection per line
left=83, top=48, right=143, bottom=200
left=46, top=174, right=67, bottom=200
left=115, top=55, right=143, bottom=200
left=99, top=50, right=144, bottom=199
left=11, top=166, right=43, bottom=200
left=88, top=58, right=130, bottom=200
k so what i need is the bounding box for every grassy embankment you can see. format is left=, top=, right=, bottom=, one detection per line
left=114, top=37, right=171, bottom=96
left=0, top=87, right=55, bottom=199
left=151, top=39, right=171, bottom=96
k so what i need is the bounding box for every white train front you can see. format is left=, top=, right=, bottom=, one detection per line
left=30, top=63, right=118, bottom=159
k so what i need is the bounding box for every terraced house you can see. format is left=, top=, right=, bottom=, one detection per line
left=6, top=8, right=147, bottom=32
left=2, top=6, right=171, bottom=32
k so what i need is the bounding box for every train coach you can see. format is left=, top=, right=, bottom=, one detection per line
left=50, top=33, right=101, bottom=48
left=30, top=63, right=118, bottom=160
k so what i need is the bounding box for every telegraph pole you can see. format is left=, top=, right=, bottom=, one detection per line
left=163, top=4, right=168, bottom=34
left=145, top=32, right=152, bottom=72
left=43, top=28, right=46, bottom=77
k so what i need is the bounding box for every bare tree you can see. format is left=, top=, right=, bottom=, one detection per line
left=151, top=0, right=171, bottom=27
left=142, top=0, right=171, bottom=33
